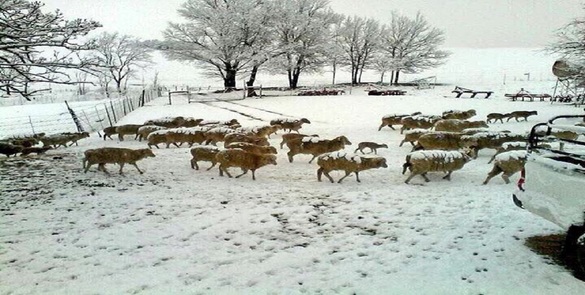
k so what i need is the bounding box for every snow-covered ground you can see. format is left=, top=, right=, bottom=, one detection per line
left=1, top=84, right=584, bottom=294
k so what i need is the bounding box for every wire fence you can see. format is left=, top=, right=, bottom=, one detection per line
left=0, top=90, right=158, bottom=139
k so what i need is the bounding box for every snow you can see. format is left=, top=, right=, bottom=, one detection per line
left=2, top=85, right=585, bottom=292
left=494, top=150, right=528, bottom=162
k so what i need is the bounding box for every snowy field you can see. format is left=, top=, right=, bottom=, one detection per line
left=1, top=83, right=585, bottom=294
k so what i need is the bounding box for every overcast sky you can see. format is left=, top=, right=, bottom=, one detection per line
left=40, top=0, right=583, bottom=48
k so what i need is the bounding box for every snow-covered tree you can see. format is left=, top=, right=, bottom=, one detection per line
left=326, top=12, right=349, bottom=85
left=337, top=16, right=382, bottom=85
left=0, top=0, right=101, bottom=100
left=380, top=12, right=449, bottom=85
left=90, top=32, right=153, bottom=95
left=268, top=0, right=336, bottom=89
left=161, top=0, right=271, bottom=90
left=546, top=10, right=585, bottom=80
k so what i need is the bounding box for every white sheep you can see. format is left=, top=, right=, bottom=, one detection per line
left=402, top=150, right=473, bottom=184
left=483, top=150, right=528, bottom=184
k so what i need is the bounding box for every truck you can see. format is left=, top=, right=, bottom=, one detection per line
left=512, top=114, right=585, bottom=269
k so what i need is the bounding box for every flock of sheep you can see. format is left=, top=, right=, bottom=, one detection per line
left=1, top=107, right=581, bottom=185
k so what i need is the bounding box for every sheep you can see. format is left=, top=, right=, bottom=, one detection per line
left=190, top=146, right=221, bottom=170
left=442, top=109, right=477, bottom=120
left=400, top=115, right=442, bottom=134
left=378, top=112, right=422, bottom=131
left=8, top=136, right=39, bottom=147
left=137, top=125, right=168, bottom=141
left=204, top=126, right=237, bottom=145
left=144, top=116, right=186, bottom=128
left=354, top=141, right=388, bottom=154
left=316, top=151, right=388, bottom=183
left=541, top=130, right=579, bottom=151
left=270, top=118, right=311, bottom=133
left=482, top=150, right=528, bottom=184
left=182, top=117, right=204, bottom=127
left=486, top=113, right=510, bottom=124
left=461, top=132, right=527, bottom=158
left=40, top=133, right=84, bottom=148
left=280, top=133, right=319, bottom=149
left=224, top=133, right=270, bottom=148
left=287, top=135, right=352, bottom=163
left=226, top=142, right=277, bottom=154
left=433, top=119, right=489, bottom=132
left=199, top=119, right=240, bottom=127
left=506, top=111, right=538, bottom=122
left=215, top=148, right=277, bottom=180
left=399, top=129, right=429, bottom=147
left=83, top=147, right=155, bottom=174
left=162, top=127, right=210, bottom=148
left=237, top=125, right=281, bottom=138
left=116, top=124, right=143, bottom=141
left=20, top=146, right=52, bottom=156
left=63, top=132, right=90, bottom=146
left=402, top=150, right=473, bottom=184
left=146, top=131, right=168, bottom=149
left=0, top=142, right=23, bottom=157
left=103, top=126, right=118, bottom=140
left=413, top=132, right=475, bottom=154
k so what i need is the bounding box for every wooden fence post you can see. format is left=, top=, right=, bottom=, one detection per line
left=104, top=104, right=113, bottom=126
left=64, top=100, right=84, bottom=132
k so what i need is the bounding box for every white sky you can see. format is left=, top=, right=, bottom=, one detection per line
left=39, top=0, right=583, bottom=48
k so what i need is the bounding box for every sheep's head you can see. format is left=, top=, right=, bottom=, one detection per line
left=267, top=155, right=277, bottom=165
left=336, top=136, right=352, bottom=146
left=141, top=149, right=156, bottom=158
left=460, top=147, right=476, bottom=161
left=300, top=118, right=311, bottom=124
left=468, top=109, right=477, bottom=116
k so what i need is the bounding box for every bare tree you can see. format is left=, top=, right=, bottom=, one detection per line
left=0, top=0, right=101, bottom=100
left=90, top=32, right=152, bottom=95
left=337, top=16, right=381, bottom=85
left=546, top=12, right=585, bottom=80
left=381, top=12, right=449, bottom=85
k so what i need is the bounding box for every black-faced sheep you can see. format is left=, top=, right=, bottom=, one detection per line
left=433, top=119, right=489, bottom=132
left=280, top=133, right=319, bottom=149
left=190, top=146, right=221, bottom=170
left=354, top=142, right=388, bottom=154
left=316, top=151, right=388, bottom=183
left=215, top=148, right=277, bottom=180
left=287, top=135, right=352, bottom=163
left=402, top=150, right=473, bottom=184
left=83, top=147, right=155, bottom=174
left=483, top=150, right=528, bottom=184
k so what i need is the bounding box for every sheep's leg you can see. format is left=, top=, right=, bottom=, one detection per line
left=399, top=140, right=406, bottom=147
left=317, top=168, right=324, bottom=182
left=118, top=163, right=125, bottom=174
left=404, top=173, right=418, bottom=184
left=287, top=151, right=295, bottom=163
left=372, top=148, right=377, bottom=155
left=235, top=169, right=249, bottom=179
left=131, top=163, right=144, bottom=174
left=190, top=158, right=198, bottom=170
left=172, top=142, right=180, bottom=148
left=219, top=165, right=232, bottom=178
left=482, top=166, right=502, bottom=185
left=251, top=170, right=257, bottom=181
left=84, top=162, right=92, bottom=173
left=377, top=123, right=386, bottom=131
left=421, top=172, right=431, bottom=182
left=206, top=162, right=217, bottom=171
left=323, top=171, right=335, bottom=183
left=308, top=155, right=317, bottom=164
left=337, top=171, right=352, bottom=183
left=134, top=134, right=139, bottom=140
left=98, top=163, right=110, bottom=174
left=442, top=171, right=453, bottom=181
left=501, top=173, right=512, bottom=184
left=279, top=140, right=285, bottom=149
left=118, top=134, right=124, bottom=141
left=355, top=172, right=361, bottom=182
left=82, top=158, right=87, bottom=169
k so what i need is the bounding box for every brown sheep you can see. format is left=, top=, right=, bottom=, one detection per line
left=20, top=146, right=52, bottom=156
left=354, top=142, right=388, bottom=154
left=146, top=131, right=168, bottom=149
left=116, top=124, right=143, bottom=141
left=226, top=142, right=277, bottom=155
left=199, top=119, right=240, bottom=127
left=224, top=133, right=270, bottom=148
left=144, top=116, right=186, bottom=128
left=215, top=149, right=277, bottom=180
left=40, top=133, right=86, bottom=148
left=486, top=113, right=510, bottom=124
left=63, top=132, right=90, bottom=146
left=399, top=129, right=429, bottom=147
left=137, top=125, right=168, bottom=141
left=506, top=111, right=538, bottom=122
left=237, top=125, right=281, bottom=138
left=161, top=127, right=210, bottom=148
left=461, top=132, right=527, bottom=158
left=402, top=150, right=473, bottom=184
left=270, top=118, right=311, bottom=133
left=280, top=133, right=319, bottom=149
left=0, top=142, right=23, bottom=157
left=377, top=112, right=422, bottom=131
left=190, top=146, right=221, bottom=170
left=182, top=118, right=205, bottom=127
left=413, top=132, right=474, bottom=154
left=316, top=152, right=388, bottom=183
left=442, top=109, right=477, bottom=120
left=83, top=147, right=155, bottom=174
left=287, top=135, right=352, bottom=163
left=400, top=115, right=442, bottom=134
left=434, top=119, right=489, bottom=132
left=483, top=150, right=528, bottom=184
left=204, top=127, right=237, bottom=146
left=103, top=126, right=118, bottom=140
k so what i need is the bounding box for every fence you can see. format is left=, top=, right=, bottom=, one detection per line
left=0, top=89, right=158, bottom=139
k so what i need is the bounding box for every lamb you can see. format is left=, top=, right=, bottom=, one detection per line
left=400, top=115, right=442, bottom=134
left=280, top=133, right=319, bottom=149
left=0, top=142, right=23, bottom=157
left=287, top=135, right=352, bottom=163
left=226, top=142, right=277, bottom=154
left=377, top=112, right=422, bottom=131
left=433, top=119, right=489, bottom=132
left=83, top=147, right=155, bottom=174
left=506, top=111, right=538, bottom=122
left=270, top=118, right=311, bottom=133
left=116, top=124, right=143, bottom=141
left=316, top=151, right=388, bottom=183
left=354, top=141, right=388, bottom=154
left=402, top=150, right=473, bottom=184
left=137, top=125, right=168, bottom=141
left=399, top=129, right=429, bottom=147
left=144, top=116, right=186, bottom=128
left=190, top=146, right=221, bottom=170
left=224, top=133, right=269, bottom=148
left=103, top=126, right=118, bottom=140
left=486, top=113, right=510, bottom=124
left=442, top=109, right=477, bottom=120
left=215, top=148, right=277, bottom=180
left=482, top=150, right=528, bottom=184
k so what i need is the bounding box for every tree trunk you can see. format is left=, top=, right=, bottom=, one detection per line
left=393, top=70, right=401, bottom=84
left=246, top=66, right=259, bottom=97
left=331, top=61, right=337, bottom=85
left=380, top=72, right=385, bottom=84
left=290, top=67, right=301, bottom=89
left=224, top=68, right=237, bottom=89
left=351, top=64, right=359, bottom=85
left=390, top=71, right=395, bottom=86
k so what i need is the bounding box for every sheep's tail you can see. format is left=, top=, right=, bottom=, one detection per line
left=402, top=155, right=411, bottom=174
